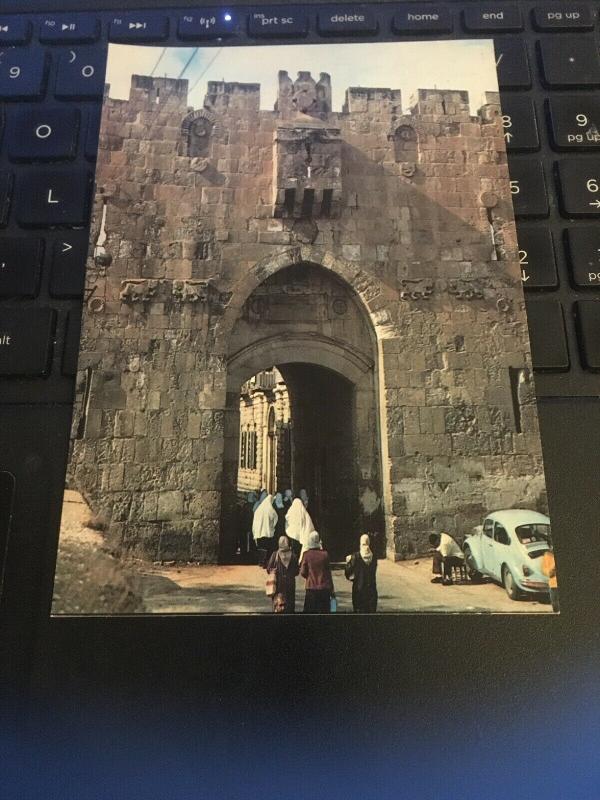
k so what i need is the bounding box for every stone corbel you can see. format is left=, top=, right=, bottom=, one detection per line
left=119, top=279, right=159, bottom=303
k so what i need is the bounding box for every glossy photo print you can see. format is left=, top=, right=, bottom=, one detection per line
left=51, top=39, right=558, bottom=615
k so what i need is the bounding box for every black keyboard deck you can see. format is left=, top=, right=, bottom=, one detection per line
left=2, top=0, right=600, bottom=398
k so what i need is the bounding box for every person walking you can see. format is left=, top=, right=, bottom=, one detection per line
left=285, top=497, right=315, bottom=559
left=283, top=488, right=293, bottom=512
left=252, top=492, right=278, bottom=567
left=265, top=535, right=299, bottom=614
left=300, top=531, right=335, bottom=614
left=344, top=534, right=378, bottom=613
left=253, top=489, right=267, bottom=513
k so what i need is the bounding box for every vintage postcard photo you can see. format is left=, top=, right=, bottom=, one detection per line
left=51, top=39, right=558, bottom=614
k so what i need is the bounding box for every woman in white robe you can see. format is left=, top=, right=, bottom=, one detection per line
left=285, top=497, right=315, bottom=557
left=252, top=492, right=278, bottom=566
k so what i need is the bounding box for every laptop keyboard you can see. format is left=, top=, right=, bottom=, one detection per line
left=1, top=2, right=600, bottom=398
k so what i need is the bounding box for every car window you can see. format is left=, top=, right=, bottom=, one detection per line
left=516, top=524, right=550, bottom=544
left=494, top=523, right=510, bottom=545
left=483, top=518, right=494, bottom=538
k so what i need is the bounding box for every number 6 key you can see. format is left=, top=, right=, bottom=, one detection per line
left=557, top=160, right=600, bottom=217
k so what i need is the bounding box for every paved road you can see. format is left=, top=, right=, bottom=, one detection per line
left=138, top=559, right=553, bottom=615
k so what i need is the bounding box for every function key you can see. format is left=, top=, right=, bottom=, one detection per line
left=109, top=14, right=169, bottom=42
left=532, top=6, right=594, bottom=31
left=317, top=8, right=378, bottom=36
left=15, top=170, right=93, bottom=227
left=0, top=172, right=12, bottom=227
left=7, top=108, right=80, bottom=161
left=500, top=97, right=539, bottom=151
left=538, top=37, right=600, bottom=88
left=526, top=301, right=569, bottom=371
left=0, top=18, right=31, bottom=45
left=463, top=5, right=522, bottom=32
left=494, top=38, right=531, bottom=89
left=39, top=15, right=100, bottom=43
left=55, top=49, right=106, bottom=99
left=547, top=97, right=600, bottom=150
left=557, top=160, right=600, bottom=216
left=0, top=238, right=43, bottom=297
left=178, top=10, right=239, bottom=40
left=248, top=9, right=308, bottom=37
left=565, top=227, right=600, bottom=287
left=0, top=51, right=47, bottom=100
left=393, top=5, right=453, bottom=33
left=516, top=226, right=558, bottom=289
left=508, top=160, right=549, bottom=218
left=0, top=308, right=56, bottom=377
left=575, top=301, right=600, bottom=369
left=50, top=235, right=89, bottom=297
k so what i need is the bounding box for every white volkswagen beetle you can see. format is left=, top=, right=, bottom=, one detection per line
left=463, top=510, right=551, bottom=600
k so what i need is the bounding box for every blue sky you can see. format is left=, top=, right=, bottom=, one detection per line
left=106, top=40, right=498, bottom=114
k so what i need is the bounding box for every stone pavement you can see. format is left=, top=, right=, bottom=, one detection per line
left=137, top=559, right=552, bottom=615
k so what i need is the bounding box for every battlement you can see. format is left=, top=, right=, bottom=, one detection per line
left=129, top=75, right=189, bottom=106
left=276, top=70, right=331, bottom=118
left=409, top=88, right=471, bottom=119
left=205, top=80, right=261, bottom=112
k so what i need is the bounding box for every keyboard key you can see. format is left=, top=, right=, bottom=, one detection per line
left=0, top=18, right=31, bottom=45
left=575, top=301, right=600, bottom=369
left=50, top=235, right=89, bottom=297
left=532, top=6, right=594, bottom=31
left=178, top=10, right=239, bottom=40
left=526, top=301, right=569, bottom=370
left=318, top=8, right=378, bottom=35
left=508, top=160, right=549, bottom=218
left=0, top=309, right=56, bottom=376
left=248, top=9, right=308, bottom=37
left=494, top=38, right=531, bottom=89
left=0, top=238, right=43, bottom=297
left=565, top=227, right=600, bottom=287
left=0, top=51, right=47, bottom=99
left=463, top=5, right=523, bottom=31
left=547, top=97, right=600, bottom=150
left=109, top=14, right=169, bottom=42
left=392, top=5, right=453, bottom=33
left=62, top=311, right=81, bottom=377
left=0, top=172, right=12, bottom=227
left=55, top=49, right=106, bottom=99
left=500, top=97, right=539, bottom=151
left=516, top=226, right=558, bottom=289
left=557, top=160, right=600, bottom=216
left=39, top=15, right=100, bottom=43
left=538, top=37, right=600, bottom=87
left=15, top=170, right=93, bottom=227
left=7, top=108, right=80, bottom=161
left=85, top=106, right=102, bottom=161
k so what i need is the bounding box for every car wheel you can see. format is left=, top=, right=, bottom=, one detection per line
left=464, top=546, right=482, bottom=582
left=502, top=565, right=521, bottom=600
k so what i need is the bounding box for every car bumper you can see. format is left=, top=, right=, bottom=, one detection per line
left=518, top=579, right=550, bottom=593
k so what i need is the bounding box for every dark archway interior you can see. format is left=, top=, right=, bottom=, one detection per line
left=279, top=363, right=357, bottom=560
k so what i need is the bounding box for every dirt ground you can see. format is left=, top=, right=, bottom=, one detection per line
left=51, top=494, right=552, bottom=615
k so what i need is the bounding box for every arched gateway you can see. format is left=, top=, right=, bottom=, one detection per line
left=220, top=260, right=385, bottom=561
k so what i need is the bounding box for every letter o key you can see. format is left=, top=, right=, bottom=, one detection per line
left=35, top=124, right=52, bottom=139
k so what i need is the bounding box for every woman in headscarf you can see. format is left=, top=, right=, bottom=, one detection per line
left=265, top=535, right=299, bottom=613
left=237, top=491, right=256, bottom=560
left=344, top=534, right=378, bottom=613
left=283, top=488, right=293, bottom=512
left=285, top=497, right=315, bottom=558
left=273, top=492, right=286, bottom=537
left=252, top=492, right=278, bottom=567
left=300, top=531, right=335, bottom=614
left=253, top=489, right=267, bottom=513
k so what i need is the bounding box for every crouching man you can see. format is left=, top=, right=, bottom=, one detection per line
left=429, top=532, right=464, bottom=586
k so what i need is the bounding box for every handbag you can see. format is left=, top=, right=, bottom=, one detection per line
left=266, top=571, right=277, bottom=597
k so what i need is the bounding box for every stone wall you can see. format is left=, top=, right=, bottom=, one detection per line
left=67, top=71, right=547, bottom=563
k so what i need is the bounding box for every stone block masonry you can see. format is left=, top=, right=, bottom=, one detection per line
left=67, top=68, right=548, bottom=563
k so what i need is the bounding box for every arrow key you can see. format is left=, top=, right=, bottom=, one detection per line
left=557, top=159, right=600, bottom=216
left=516, top=225, right=558, bottom=290
left=500, top=96, right=539, bottom=152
